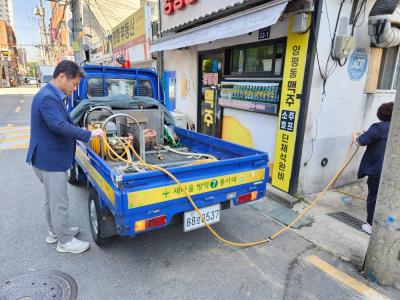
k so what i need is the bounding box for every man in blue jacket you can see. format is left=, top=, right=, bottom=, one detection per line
left=26, top=60, right=103, bottom=254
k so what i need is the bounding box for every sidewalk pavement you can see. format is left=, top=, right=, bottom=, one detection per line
left=0, top=86, right=39, bottom=95
left=266, top=181, right=371, bottom=268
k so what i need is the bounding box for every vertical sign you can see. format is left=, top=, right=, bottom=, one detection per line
left=201, top=89, right=216, bottom=136
left=272, top=15, right=311, bottom=192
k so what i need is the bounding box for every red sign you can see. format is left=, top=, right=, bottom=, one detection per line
left=163, top=0, right=198, bottom=15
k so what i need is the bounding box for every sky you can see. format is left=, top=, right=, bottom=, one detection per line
left=13, top=0, right=51, bottom=61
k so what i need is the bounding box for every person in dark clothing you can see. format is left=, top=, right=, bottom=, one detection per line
left=352, top=102, right=393, bottom=234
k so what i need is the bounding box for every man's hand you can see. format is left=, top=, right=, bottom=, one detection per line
left=91, top=128, right=104, bottom=138
left=352, top=130, right=364, bottom=145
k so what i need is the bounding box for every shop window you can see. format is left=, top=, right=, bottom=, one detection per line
left=245, top=45, right=274, bottom=72
left=275, top=43, right=284, bottom=75
left=227, top=40, right=285, bottom=76
left=231, top=49, right=245, bottom=73
left=378, top=46, right=400, bottom=90
left=87, top=78, right=104, bottom=98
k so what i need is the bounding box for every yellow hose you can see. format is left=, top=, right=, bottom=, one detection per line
left=331, top=152, right=367, bottom=201
left=333, top=189, right=367, bottom=201
left=100, top=133, right=359, bottom=247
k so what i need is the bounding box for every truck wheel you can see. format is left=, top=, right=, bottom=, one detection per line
left=88, top=189, right=116, bottom=246
left=67, top=162, right=80, bottom=185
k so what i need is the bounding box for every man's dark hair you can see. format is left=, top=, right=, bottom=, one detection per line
left=377, top=102, right=394, bottom=122
left=53, top=60, right=85, bottom=79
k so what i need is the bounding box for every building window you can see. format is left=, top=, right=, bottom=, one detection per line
left=227, top=40, right=285, bottom=77
left=378, top=46, right=400, bottom=90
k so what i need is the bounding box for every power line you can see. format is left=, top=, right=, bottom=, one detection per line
left=93, top=0, right=113, bottom=30
left=83, top=0, right=106, bottom=35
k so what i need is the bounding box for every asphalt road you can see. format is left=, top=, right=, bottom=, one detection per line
left=0, top=90, right=396, bottom=300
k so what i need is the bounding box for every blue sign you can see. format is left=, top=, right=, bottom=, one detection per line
left=348, top=48, right=368, bottom=81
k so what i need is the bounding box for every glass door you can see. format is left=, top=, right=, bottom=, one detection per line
left=198, top=51, right=224, bottom=137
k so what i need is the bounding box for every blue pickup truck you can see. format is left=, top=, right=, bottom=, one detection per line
left=68, top=65, right=269, bottom=246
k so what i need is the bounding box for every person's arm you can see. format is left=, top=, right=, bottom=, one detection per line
left=39, top=95, right=92, bottom=142
left=352, top=130, right=364, bottom=145
left=356, top=124, right=381, bottom=146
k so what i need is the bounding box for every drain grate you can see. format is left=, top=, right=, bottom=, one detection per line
left=327, top=212, right=364, bottom=232
left=0, top=271, right=77, bottom=300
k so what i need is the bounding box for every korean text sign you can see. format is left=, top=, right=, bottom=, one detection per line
left=112, top=7, right=145, bottom=50
left=272, top=15, right=310, bottom=192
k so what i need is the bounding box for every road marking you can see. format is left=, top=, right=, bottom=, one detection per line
left=4, top=143, right=29, bottom=150
left=15, top=106, right=21, bottom=113
left=0, top=125, right=30, bottom=150
left=1, top=135, right=30, bottom=143
left=0, top=127, right=29, bottom=134
left=306, top=256, right=389, bottom=300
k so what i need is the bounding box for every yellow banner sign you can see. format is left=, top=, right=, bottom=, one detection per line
left=127, top=169, right=266, bottom=209
left=75, top=147, right=116, bottom=205
left=71, top=41, right=80, bottom=52
left=271, top=15, right=311, bottom=192
left=112, top=7, right=145, bottom=49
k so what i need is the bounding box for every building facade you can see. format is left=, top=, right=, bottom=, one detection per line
left=17, top=47, right=27, bottom=77
left=151, top=0, right=397, bottom=195
left=0, top=0, right=14, bottom=27
left=111, top=4, right=155, bottom=69
left=0, top=18, right=17, bottom=87
left=50, top=1, right=74, bottom=64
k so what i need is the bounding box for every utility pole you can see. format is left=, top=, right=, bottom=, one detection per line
left=70, top=0, right=82, bottom=63
left=363, top=86, right=400, bottom=287
left=34, top=0, right=51, bottom=65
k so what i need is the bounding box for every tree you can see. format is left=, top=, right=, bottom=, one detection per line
left=27, top=62, right=38, bottom=78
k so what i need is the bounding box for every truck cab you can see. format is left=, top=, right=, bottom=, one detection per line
left=70, top=65, right=163, bottom=110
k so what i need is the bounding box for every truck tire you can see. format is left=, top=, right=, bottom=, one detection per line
left=67, top=162, right=79, bottom=185
left=88, top=189, right=116, bottom=246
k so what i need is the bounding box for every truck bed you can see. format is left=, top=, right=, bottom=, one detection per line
left=75, top=127, right=269, bottom=236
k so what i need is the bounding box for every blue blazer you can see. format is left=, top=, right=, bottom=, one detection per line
left=357, top=121, right=390, bottom=178
left=26, top=83, right=91, bottom=172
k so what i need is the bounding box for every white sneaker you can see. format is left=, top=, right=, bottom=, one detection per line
left=45, top=227, right=80, bottom=244
left=362, top=223, right=372, bottom=235
left=56, top=238, right=90, bottom=254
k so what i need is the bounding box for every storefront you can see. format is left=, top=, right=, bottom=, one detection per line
left=111, top=5, right=156, bottom=69
left=89, top=39, right=112, bottom=65
left=151, top=0, right=316, bottom=193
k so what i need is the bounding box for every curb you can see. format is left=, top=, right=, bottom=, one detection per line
left=266, top=184, right=300, bottom=208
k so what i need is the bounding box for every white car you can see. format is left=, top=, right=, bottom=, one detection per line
left=28, top=78, right=38, bottom=85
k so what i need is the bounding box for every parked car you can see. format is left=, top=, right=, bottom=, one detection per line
left=27, top=77, right=38, bottom=85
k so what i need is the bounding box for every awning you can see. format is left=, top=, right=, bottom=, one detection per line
left=150, top=0, right=288, bottom=53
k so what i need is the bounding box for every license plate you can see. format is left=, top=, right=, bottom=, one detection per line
left=183, top=204, right=221, bottom=232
